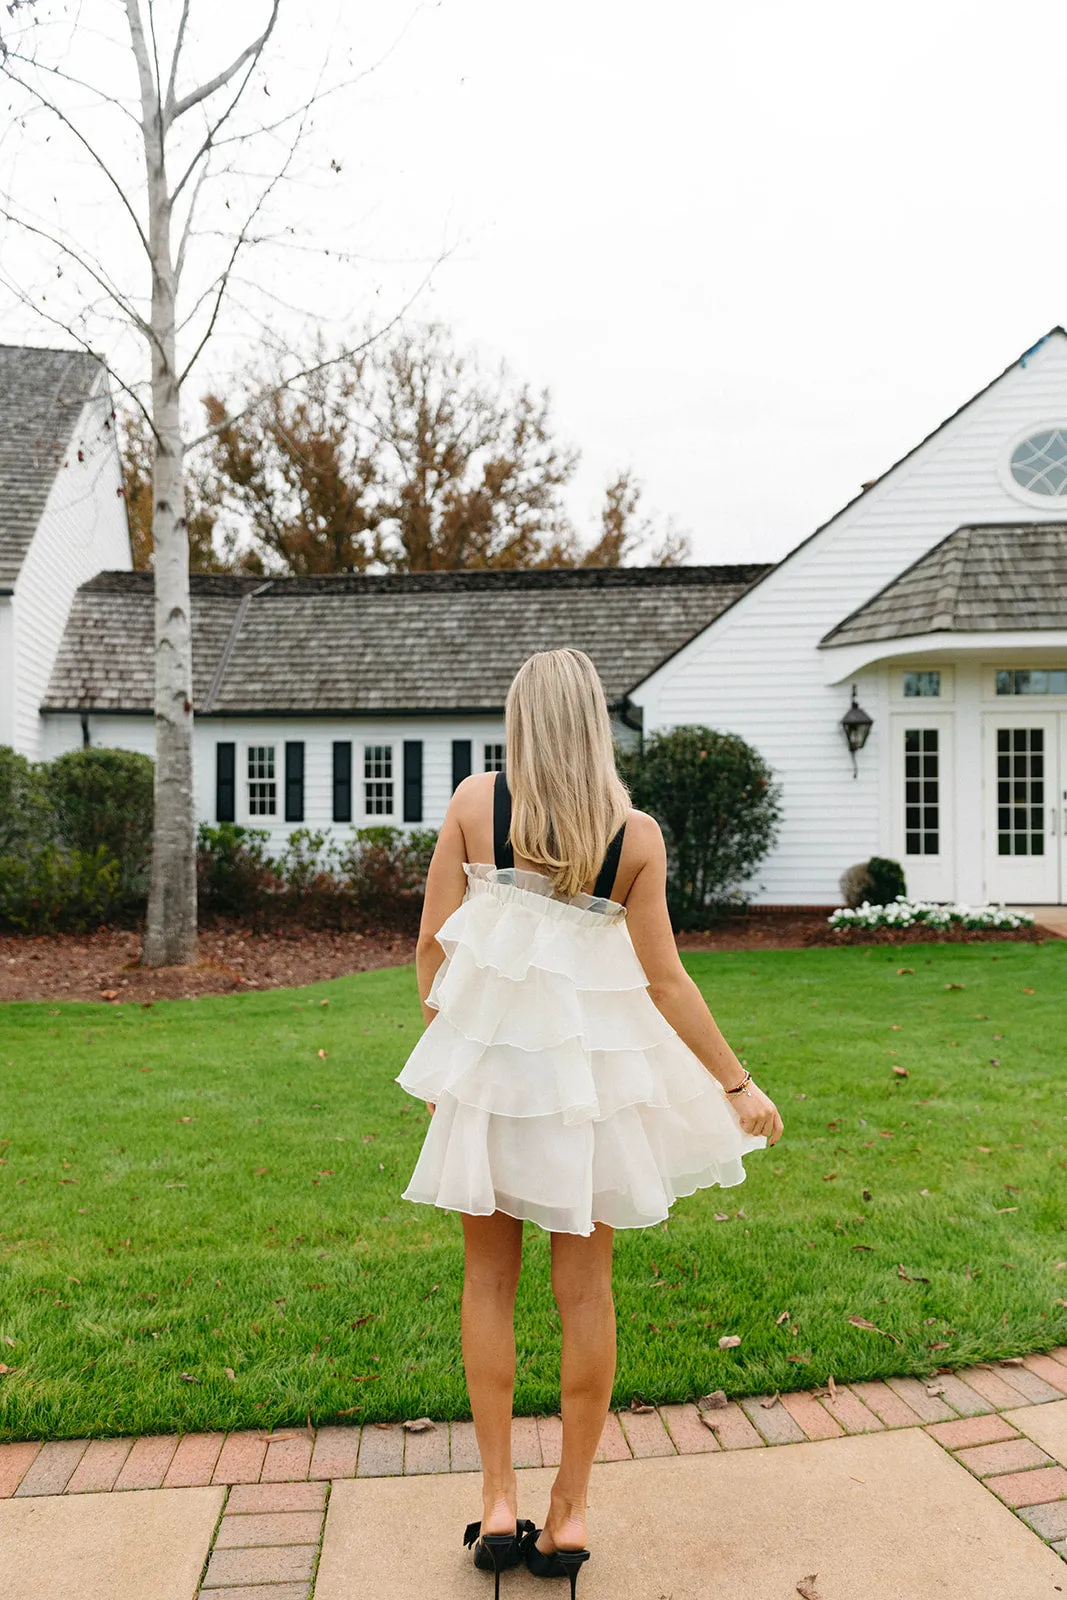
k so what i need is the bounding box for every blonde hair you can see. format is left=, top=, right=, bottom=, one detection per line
left=504, top=648, right=631, bottom=899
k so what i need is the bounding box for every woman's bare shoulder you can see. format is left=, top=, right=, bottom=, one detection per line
left=623, top=807, right=664, bottom=853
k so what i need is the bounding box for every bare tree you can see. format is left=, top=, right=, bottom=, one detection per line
left=0, top=1, right=403, bottom=965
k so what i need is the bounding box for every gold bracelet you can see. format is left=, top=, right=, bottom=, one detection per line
left=724, top=1069, right=752, bottom=1096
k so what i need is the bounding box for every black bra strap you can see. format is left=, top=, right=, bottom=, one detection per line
left=493, top=769, right=514, bottom=869
left=593, top=820, right=627, bottom=901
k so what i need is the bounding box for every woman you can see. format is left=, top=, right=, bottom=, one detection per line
left=396, top=648, right=784, bottom=1598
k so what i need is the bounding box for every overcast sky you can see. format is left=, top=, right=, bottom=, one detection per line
left=5, top=0, right=1067, bottom=563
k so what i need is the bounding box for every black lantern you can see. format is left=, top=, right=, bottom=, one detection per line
left=841, top=684, right=873, bottom=778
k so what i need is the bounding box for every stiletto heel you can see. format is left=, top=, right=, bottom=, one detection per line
left=463, top=1519, right=536, bottom=1598
left=554, top=1548, right=590, bottom=1599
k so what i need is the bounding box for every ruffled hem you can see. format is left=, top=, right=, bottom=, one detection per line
left=436, top=885, right=648, bottom=990
left=400, top=1092, right=766, bottom=1236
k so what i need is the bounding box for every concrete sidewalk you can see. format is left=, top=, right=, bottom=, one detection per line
left=2, top=1359, right=1067, bottom=1599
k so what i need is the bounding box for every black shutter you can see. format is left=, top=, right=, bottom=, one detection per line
left=284, top=741, right=305, bottom=823
left=403, top=740, right=423, bottom=823
left=332, top=740, right=352, bottom=822
left=451, top=739, right=472, bottom=792
left=216, top=742, right=236, bottom=822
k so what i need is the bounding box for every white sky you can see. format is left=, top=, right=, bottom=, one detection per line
left=5, top=0, right=1067, bottom=562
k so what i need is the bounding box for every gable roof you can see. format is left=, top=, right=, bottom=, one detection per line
left=42, top=563, right=774, bottom=716
left=0, top=344, right=106, bottom=587
left=819, top=522, right=1067, bottom=646
left=627, top=326, right=1067, bottom=689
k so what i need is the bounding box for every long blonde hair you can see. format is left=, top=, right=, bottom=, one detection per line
left=504, top=648, right=631, bottom=899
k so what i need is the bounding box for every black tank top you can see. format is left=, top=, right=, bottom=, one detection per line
left=492, top=769, right=627, bottom=901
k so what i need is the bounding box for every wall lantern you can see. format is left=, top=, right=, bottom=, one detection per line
left=840, top=684, right=873, bottom=777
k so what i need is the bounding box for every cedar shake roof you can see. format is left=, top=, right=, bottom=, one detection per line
left=42, top=564, right=773, bottom=715
left=0, top=345, right=106, bottom=587
left=820, top=523, right=1067, bottom=647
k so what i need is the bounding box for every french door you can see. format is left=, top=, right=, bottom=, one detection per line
left=983, top=712, right=1066, bottom=903
left=891, top=713, right=955, bottom=901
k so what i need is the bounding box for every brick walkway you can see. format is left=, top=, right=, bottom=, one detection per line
left=3, top=1349, right=1066, bottom=1596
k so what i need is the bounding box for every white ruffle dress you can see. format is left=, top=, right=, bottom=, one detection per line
left=395, top=858, right=767, bottom=1237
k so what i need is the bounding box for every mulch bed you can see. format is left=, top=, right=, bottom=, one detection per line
left=0, top=911, right=1055, bottom=1004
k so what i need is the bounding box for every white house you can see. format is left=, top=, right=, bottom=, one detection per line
left=17, top=328, right=1067, bottom=908
left=0, top=344, right=131, bottom=759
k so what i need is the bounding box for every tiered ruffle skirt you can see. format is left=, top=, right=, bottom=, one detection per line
left=395, top=863, right=766, bottom=1236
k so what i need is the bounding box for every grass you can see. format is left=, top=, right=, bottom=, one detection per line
left=0, top=942, right=1065, bottom=1441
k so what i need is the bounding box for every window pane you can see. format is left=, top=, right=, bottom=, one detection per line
left=923, top=832, right=939, bottom=854
left=363, top=744, right=394, bottom=815
left=906, top=832, right=921, bottom=855
left=1010, top=428, right=1067, bottom=495
left=247, top=744, right=276, bottom=816
left=903, top=670, right=941, bottom=697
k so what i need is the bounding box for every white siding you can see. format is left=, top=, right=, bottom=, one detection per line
left=631, top=332, right=1067, bottom=904
left=10, top=386, right=130, bottom=759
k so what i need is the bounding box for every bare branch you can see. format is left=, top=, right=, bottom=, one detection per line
left=0, top=197, right=154, bottom=341
left=168, top=0, right=280, bottom=124
left=0, top=48, right=140, bottom=125
left=164, top=0, right=191, bottom=120
left=173, top=154, right=209, bottom=284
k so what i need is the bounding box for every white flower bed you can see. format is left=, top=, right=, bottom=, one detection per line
left=828, top=897, right=1035, bottom=931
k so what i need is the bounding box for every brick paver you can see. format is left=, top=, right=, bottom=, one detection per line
left=778, top=1390, right=843, bottom=1441
left=818, top=1387, right=885, bottom=1435
left=618, top=1408, right=676, bottom=1458
left=1048, top=1347, right=1067, bottom=1368
left=593, top=1412, right=632, bottom=1462
left=212, top=1432, right=269, bottom=1485
left=214, top=1510, right=324, bottom=1548
left=535, top=1414, right=563, bottom=1468
left=738, top=1396, right=806, bottom=1445
left=928, top=1374, right=994, bottom=1417
left=925, top=1414, right=1022, bottom=1451
left=196, top=1588, right=310, bottom=1600
left=956, top=1365, right=1037, bottom=1410
left=1017, top=1500, right=1067, bottom=1540
left=202, top=1545, right=317, bottom=1589
left=1021, top=1353, right=1067, bottom=1396
left=163, top=1431, right=225, bottom=1488
left=404, top=1423, right=450, bottom=1475
left=355, top=1423, right=404, bottom=1478
left=696, top=1400, right=765, bottom=1450
left=954, top=1438, right=1053, bottom=1477
left=226, top=1482, right=327, bottom=1515
left=262, top=1431, right=313, bottom=1482
left=983, top=1465, right=1067, bottom=1509
left=66, top=1436, right=133, bottom=1493
left=114, top=1433, right=179, bottom=1491
left=658, top=1404, right=720, bottom=1453
left=511, top=1416, right=542, bottom=1468
left=847, top=1380, right=925, bottom=1430
left=883, top=1376, right=957, bottom=1422
left=13, top=1438, right=87, bottom=1496
left=990, top=1362, right=1066, bottom=1405
left=308, top=1425, right=360, bottom=1480
left=0, top=1441, right=41, bottom=1498
left=450, top=1420, right=482, bottom=1473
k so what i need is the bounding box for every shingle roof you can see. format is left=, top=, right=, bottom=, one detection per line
left=820, top=523, right=1067, bottom=647
left=42, top=563, right=773, bottom=714
left=0, top=344, right=106, bottom=587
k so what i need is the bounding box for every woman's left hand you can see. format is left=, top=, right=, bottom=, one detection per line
left=425, top=1101, right=435, bottom=1116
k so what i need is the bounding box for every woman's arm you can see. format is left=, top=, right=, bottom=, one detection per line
left=412, top=783, right=472, bottom=1112
left=624, top=814, right=784, bottom=1146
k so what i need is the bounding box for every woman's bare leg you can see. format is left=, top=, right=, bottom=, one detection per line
left=539, top=1221, right=616, bottom=1554
left=460, top=1210, right=525, bottom=1536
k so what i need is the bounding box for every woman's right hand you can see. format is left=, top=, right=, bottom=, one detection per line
left=730, top=1081, right=783, bottom=1145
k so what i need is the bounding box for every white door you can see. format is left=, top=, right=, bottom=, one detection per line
left=891, top=713, right=955, bottom=901
left=983, top=712, right=1063, bottom=903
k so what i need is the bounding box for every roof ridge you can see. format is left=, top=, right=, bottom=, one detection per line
left=201, top=580, right=273, bottom=713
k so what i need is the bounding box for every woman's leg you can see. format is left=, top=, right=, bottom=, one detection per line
left=460, top=1210, right=525, bottom=1535
left=540, top=1221, right=616, bottom=1554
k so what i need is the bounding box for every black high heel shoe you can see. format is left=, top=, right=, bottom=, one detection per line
left=520, top=1524, right=592, bottom=1599
left=463, top=1518, right=536, bottom=1599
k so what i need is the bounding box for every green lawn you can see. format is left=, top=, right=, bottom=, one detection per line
left=1, top=943, right=1065, bottom=1441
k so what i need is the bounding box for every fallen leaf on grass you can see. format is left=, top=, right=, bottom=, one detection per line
left=718, top=1334, right=742, bottom=1349
left=1054, top=1262, right=1066, bottom=1272
left=99, top=989, right=119, bottom=1001
left=1022, top=987, right=1035, bottom=995
left=350, top=1374, right=381, bottom=1383
left=713, top=1212, right=730, bottom=1222
left=862, top=1188, right=872, bottom=1201
left=178, top=1373, right=199, bottom=1383
left=797, top=1574, right=821, bottom=1599
left=927, top=1341, right=951, bottom=1350
left=3, top=1337, right=14, bottom=1348
left=350, top=1313, right=376, bottom=1328
left=847, top=1314, right=901, bottom=1343
left=995, top=1206, right=1019, bottom=1214
left=786, top=1353, right=812, bottom=1364
left=897, top=968, right=914, bottom=976
left=775, top=1310, right=790, bottom=1325
left=851, top=1243, right=874, bottom=1251
left=898, top=1264, right=930, bottom=1283
left=630, top=1397, right=655, bottom=1413
left=403, top=1418, right=435, bottom=1432
left=892, top=1066, right=909, bottom=1078
left=1054, top=1298, right=1067, bottom=1308
left=945, top=983, right=964, bottom=990
left=224, top=1367, right=236, bottom=1381
left=822, top=1173, right=837, bottom=1181
left=0, top=1364, right=18, bottom=1376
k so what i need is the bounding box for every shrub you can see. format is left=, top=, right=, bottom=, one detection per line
left=0, top=844, right=121, bottom=932
left=867, top=856, right=907, bottom=904
left=45, top=746, right=154, bottom=908
left=618, top=725, right=781, bottom=929
left=339, top=825, right=439, bottom=934
left=0, top=746, right=50, bottom=856
left=196, top=823, right=275, bottom=919
left=840, top=861, right=874, bottom=908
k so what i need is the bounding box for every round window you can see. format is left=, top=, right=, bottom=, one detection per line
left=1009, top=428, right=1067, bottom=496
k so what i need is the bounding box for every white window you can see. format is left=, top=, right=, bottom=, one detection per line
left=1009, top=429, right=1067, bottom=497
left=363, top=744, right=393, bottom=815
left=903, top=670, right=941, bottom=698
left=904, top=728, right=939, bottom=856
left=995, top=668, right=1067, bottom=696
left=483, top=742, right=505, bottom=772
left=247, top=745, right=277, bottom=816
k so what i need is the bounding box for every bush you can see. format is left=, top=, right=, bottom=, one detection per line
left=0, top=844, right=122, bottom=932
left=0, top=746, right=50, bottom=856
left=840, top=861, right=874, bottom=908
left=45, top=746, right=154, bottom=912
left=196, top=823, right=276, bottom=919
left=339, top=826, right=439, bottom=934
left=618, top=725, right=781, bottom=929
left=867, top=856, right=907, bottom=904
